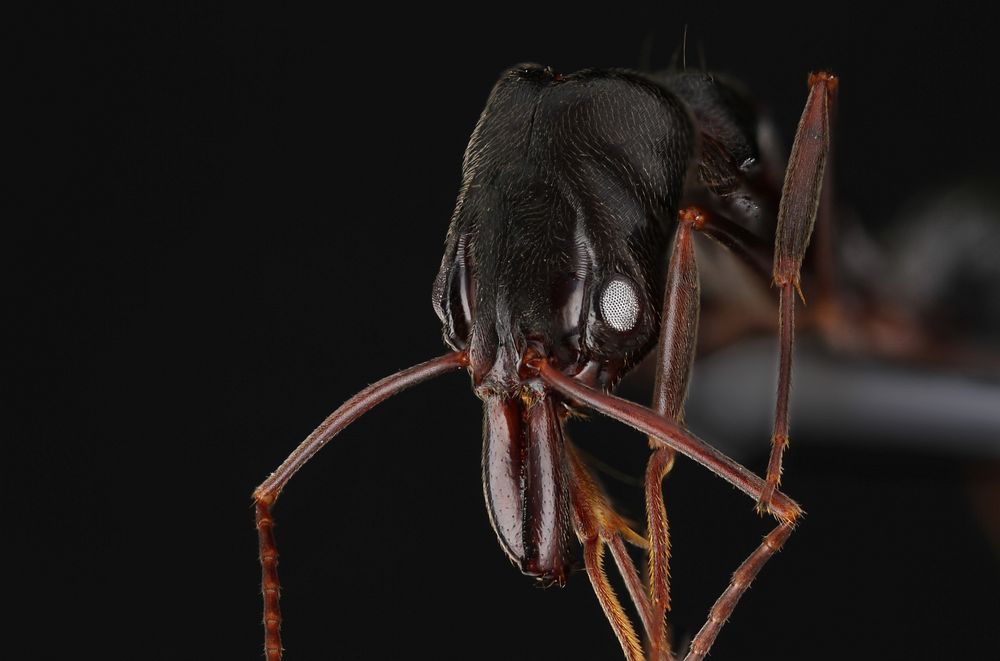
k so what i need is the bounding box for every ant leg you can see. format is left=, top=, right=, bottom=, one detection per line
left=758, top=72, right=837, bottom=514
left=644, top=449, right=675, bottom=660
left=652, top=210, right=703, bottom=423
left=758, top=284, right=795, bottom=513
left=583, top=540, right=645, bottom=661
left=252, top=351, right=467, bottom=661
left=682, top=522, right=794, bottom=661
left=537, top=364, right=805, bottom=660
left=650, top=209, right=802, bottom=660
left=608, top=534, right=659, bottom=644
left=533, top=361, right=804, bottom=525
left=567, top=442, right=655, bottom=661
left=644, top=208, right=703, bottom=659
left=674, top=205, right=779, bottom=355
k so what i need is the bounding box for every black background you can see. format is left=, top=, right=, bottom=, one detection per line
left=10, top=4, right=1000, bottom=660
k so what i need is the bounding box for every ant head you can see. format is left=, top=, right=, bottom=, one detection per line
left=433, top=65, right=694, bottom=397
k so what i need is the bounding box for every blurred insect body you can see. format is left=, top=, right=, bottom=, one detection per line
left=254, top=64, right=837, bottom=660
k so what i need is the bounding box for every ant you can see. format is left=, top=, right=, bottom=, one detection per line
left=254, top=63, right=836, bottom=660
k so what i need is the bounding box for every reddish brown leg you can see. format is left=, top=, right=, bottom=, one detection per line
left=533, top=361, right=803, bottom=524
left=644, top=208, right=703, bottom=660
left=535, top=363, right=804, bottom=661
left=608, top=534, right=657, bottom=640
left=758, top=284, right=795, bottom=514
left=567, top=442, right=654, bottom=661
left=252, top=351, right=468, bottom=661
left=652, top=210, right=702, bottom=422
left=644, top=449, right=676, bottom=661
left=758, top=71, right=837, bottom=514
left=583, top=540, right=645, bottom=661
left=682, top=522, right=794, bottom=661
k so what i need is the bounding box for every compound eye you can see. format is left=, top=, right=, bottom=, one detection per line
left=599, top=276, right=640, bottom=332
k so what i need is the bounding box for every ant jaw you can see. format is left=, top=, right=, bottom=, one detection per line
left=482, top=388, right=574, bottom=585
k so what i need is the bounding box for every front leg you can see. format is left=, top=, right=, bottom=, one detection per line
left=645, top=207, right=704, bottom=660
left=566, top=442, right=653, bottom=661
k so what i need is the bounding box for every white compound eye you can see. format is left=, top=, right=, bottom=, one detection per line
left=599, top=276, right=640, bottom=332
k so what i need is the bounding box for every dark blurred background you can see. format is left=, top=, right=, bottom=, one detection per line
left=9, top=4, right=1000, bottom=660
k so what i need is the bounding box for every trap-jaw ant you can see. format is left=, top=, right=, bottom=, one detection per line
left=254, top=63, right=836, bottom=660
